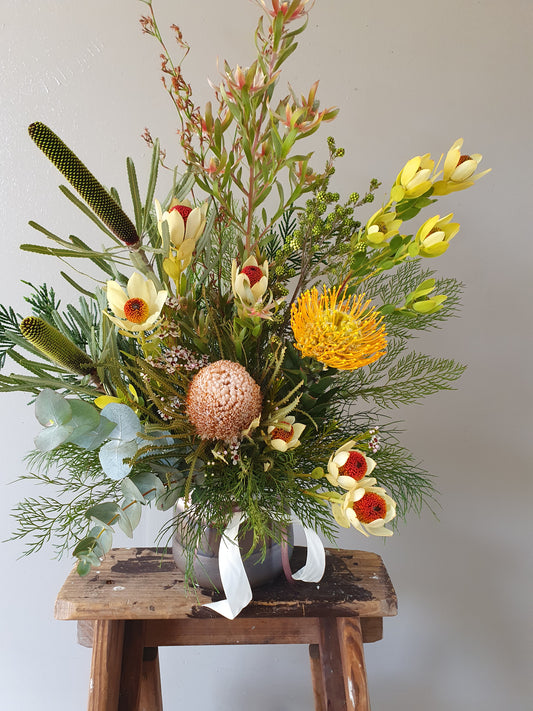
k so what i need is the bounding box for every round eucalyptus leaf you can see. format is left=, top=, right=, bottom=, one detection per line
left=120, top=477, right=144, bottom=502
left=129, top=471, right=165, bottom=501
left=88, top=526, right=113, bottom=555
left=157, top=486, right=181, bottom=511
left=86, top=502, right=122, bottom=529
left=34, top=422, right=75, bottom=452
left=99, top=439, right=138, bottom=480
left=77, top=559, right=92, bottom=576
left=101, top=403, right=141, bottom=442
left=68, top=399, right=100, bottom=429
left=69, top=415, right=116, bottom=450
left=34, top=388, right=72, bottom=427
left=120, top=501, right=142, bottom=535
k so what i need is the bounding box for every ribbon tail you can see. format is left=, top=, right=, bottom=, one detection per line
left=203, top=512, right=252, bottom=619
left=290, top=518, right=326, bottom=583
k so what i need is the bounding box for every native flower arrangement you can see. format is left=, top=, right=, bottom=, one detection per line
left=2, top=0, right=489, bottom=578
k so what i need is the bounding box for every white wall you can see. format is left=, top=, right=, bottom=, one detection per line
left=1, top=1, right=531, bottom=709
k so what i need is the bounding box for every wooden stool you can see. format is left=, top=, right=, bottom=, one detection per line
left=55, top=546, right=397, bottom=710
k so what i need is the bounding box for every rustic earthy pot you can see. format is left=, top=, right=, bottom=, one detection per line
left=172, top=499, right=294, bottom=590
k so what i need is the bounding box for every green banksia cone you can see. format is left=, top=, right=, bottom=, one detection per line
left=28, top=122, right=140, bottom=246
left=20, top=317, right=95, bottom=376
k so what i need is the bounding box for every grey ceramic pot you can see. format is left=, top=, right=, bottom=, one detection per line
left=172, top=499, right=294, bottom=590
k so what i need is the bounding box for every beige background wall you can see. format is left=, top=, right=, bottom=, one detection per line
left=1, top=1, right=531, bottom=709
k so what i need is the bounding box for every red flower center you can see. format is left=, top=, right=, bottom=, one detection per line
left=339, top=451, right=368, bottom=481
left=457, top=154, right=472, bottom=166
left=123, top=297, right=150, bottom=324
left=271, top=424, right=294, bottom=442
left=241, top=265, right=263, bottom=287
left=352, top=492, right=387, bottom=524
left=169, top=204, right=193, bottom=226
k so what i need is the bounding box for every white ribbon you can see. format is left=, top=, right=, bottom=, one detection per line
left=203, top=512, right=326, bottom=620
left=203, top=512, right=252, bottom=619
left=290, top=519, right=325, bottom=582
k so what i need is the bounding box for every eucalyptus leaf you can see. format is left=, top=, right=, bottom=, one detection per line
left=68, top=415, right=116, bottom=450
left=85, top=550, right=103, bottom=567
left=86, top=502, right=122, bottom=529
left=101, top=403, right=141, bottom=442
left=68, top=399, right=100, bottom=431
left=88, top=525, right=113, bottom=554
left=76, top=559, right=92, bottom=576
left=120, top=476, right=144, bottom=502
left=73, top=536, right=98, bottom=557
left=34, top=422, right=75, bottom=451
left=129, top=471, right=165, bottom=502
left=117, top=508, right=134, bottom=538
left=120, top=501, right=142, bottom=535
left=35, top=388, right=72, bottom=427
left=156, top=486, right=181, bottom=511
left=99, top=439, right=138, bottom=480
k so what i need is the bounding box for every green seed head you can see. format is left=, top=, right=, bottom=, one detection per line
left=20, top=317, right=95, bottom=376
left=28, top=122, right=140, bottom=246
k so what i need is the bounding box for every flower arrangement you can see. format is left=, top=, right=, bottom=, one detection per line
left=3, top=0, right=489, bottom=581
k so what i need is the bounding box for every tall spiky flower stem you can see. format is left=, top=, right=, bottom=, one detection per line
left=28, top=122, right=140, bottom=247
left=20, top=316, right=103, bottom=390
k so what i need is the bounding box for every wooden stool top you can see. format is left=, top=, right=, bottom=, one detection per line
left=55, top=546, right=397, bottom=622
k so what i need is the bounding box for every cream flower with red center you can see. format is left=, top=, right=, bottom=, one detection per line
left=232, top=255, right=269, bottom=305
left=155, top=198, right=207, bottom=249
left=327, top=441, right=376, bottom=490
left=186, top=360, right=262, bottom=442
left=155, top=198, right=208, bottom=281
left=231, top=255, right=281, bottom=318
left=267, top=415, right=305, bottom=452
left=105, top=273, right=167, bottom=333
left=332, top=484, right=396, bottom=537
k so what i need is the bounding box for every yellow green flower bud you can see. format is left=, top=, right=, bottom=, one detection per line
left=20, top=317, right=95, bottom=376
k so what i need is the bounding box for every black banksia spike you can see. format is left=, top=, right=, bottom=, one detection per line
left=28, top=122, right=140, bottom=246
left=20, top=316, right=96, bottom=376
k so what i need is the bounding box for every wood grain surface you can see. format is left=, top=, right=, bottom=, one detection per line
left=55, top=546, right=397, bottom=621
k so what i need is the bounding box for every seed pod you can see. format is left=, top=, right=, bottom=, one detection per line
left=28, top=122, right=140, bottom=246
left=20, top=316, right=95, bottom=376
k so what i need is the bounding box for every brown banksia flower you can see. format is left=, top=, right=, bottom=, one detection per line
left=186, top=360, right=262, bottom=442
left=28, top=122, right=140, bottom=246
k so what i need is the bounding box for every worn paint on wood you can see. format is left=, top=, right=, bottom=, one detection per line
left=55, top=546, right=397, bottom=622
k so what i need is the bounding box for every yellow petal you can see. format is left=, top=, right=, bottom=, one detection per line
left=106, top=280, right=128, bottom=315
left=127, top=272, right=151, bottom=304
left=163, top=257, right=181, bottom=282
left=94, top=395, right=119, bottom=409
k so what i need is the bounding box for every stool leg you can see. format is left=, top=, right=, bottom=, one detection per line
left=318, top=618, right=348, bottom=711
left=337, top=617, right=370, bottom=711
left=139, top=647, right=163, bottom=711
left=309, top=644, right=326, bottom=711
left=118, top=621, right=146, bottom=711
left=88, top=619, right=125, bottom=711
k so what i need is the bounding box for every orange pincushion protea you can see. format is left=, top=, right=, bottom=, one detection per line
left=291, top=286, right=387, bottom=370
left=186, top=360, right=262, bottom=442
